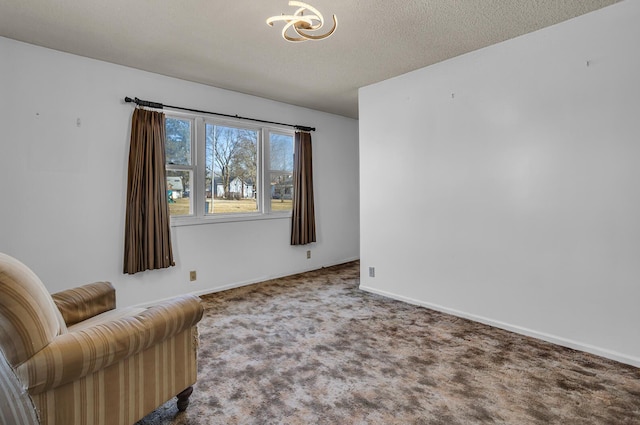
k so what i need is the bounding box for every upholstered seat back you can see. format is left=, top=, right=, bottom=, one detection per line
left=0, top=253, right=65, bottom=367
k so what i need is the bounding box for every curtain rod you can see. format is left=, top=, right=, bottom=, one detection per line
left=124, top=97, right=315, bottom=132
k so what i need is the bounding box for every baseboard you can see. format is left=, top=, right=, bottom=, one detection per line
left=134, top=257, right=360, bottom=308
left=191, top=256, right=360, bottom=297
left=359, top=285, right=640, bottom=368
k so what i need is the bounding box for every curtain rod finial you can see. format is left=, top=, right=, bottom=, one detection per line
left=295, top=125, right=316, bottom=132
left=124, top=97, right=165, bottom=109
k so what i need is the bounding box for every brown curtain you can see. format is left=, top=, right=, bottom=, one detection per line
left=123, top=108, right=175, bottom=274
left=291, top=131, right=316, bottom=245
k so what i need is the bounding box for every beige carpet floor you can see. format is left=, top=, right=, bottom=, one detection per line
left=137, top=261, right=640, bottom=424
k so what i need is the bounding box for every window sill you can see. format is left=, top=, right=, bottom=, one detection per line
left=170, top=212, right=292, bottom=227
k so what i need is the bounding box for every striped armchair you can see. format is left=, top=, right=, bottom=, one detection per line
left=0, top=253, right=204, bottom=425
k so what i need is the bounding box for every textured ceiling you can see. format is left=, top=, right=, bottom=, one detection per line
left=0, top=0, right=620, bottom=118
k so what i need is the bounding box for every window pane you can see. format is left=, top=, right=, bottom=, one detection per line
left=205, top=124, right=258, bottom=214
left=270, top=133, right=294, bottom=212
left=166, top=170, right=192, bottom=216
left=165, top=117, right=192, bottom=165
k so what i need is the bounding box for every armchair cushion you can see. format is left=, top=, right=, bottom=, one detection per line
left=52, top=281, right=116, bottom=326
left=16, top=294, right=203, bottom=395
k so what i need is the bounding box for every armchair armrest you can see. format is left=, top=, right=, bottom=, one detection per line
left=17, top=294, right=203, bottom=395
left=52, top=281, right=116, bottom=326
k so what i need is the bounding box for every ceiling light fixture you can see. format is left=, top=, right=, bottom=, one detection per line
left=266, top=1, right=338, bottom=42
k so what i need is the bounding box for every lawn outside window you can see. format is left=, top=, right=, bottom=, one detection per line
left=165, top=112, right=294, bottom=226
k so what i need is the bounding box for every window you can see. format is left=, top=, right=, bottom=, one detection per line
left=165, top=114, right=294, bottom=224
left=165, top=117, right=194, bottom=216
left=269, top=132, right=294, bottom=212
left=205, top=124, right=258, bottom=214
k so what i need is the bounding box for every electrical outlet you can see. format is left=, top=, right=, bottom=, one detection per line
left=189, top=270, right=197, bottom=281
left=306, top=250, right=311, bottom=259
left=369, top=267, right=375, bottom=278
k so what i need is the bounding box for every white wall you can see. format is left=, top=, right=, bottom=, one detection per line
left=359, top=1, right=640, bottom=366
left=0, top=37, right=359, bottom=306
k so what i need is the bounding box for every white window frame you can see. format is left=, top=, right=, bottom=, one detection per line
left=165, top=111, right=294, bottom=226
